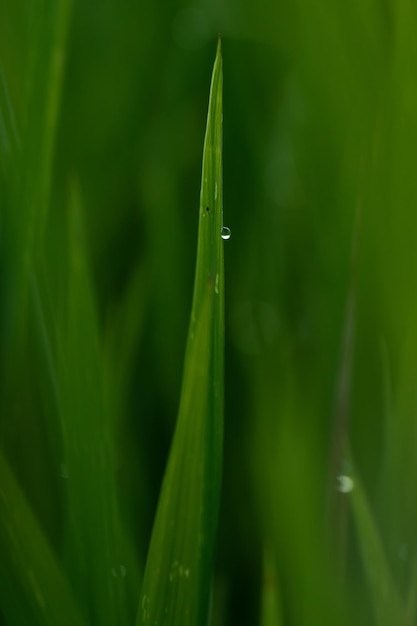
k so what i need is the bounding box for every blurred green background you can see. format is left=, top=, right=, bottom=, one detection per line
left=2, top=1, right=417, bottom=625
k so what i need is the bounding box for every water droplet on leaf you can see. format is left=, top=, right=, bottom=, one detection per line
left=336, top=475, right=354, bottom=493
left=221, top=226, right=231, bottom=240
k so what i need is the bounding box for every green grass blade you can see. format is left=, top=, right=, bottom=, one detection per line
left=349, top=461, right=404, bottom=626
left=21, top=0, right=72, bottom=246
left=1, top=0, right=72, bottom=364
left=0, top=452, right=87, bottom=626
left=405, top=556, right=417, bottom=625
left=260, top=547, right=283, bottom=626
left=136, top=38, right=224, bottom=626
left=0, top=67, right=20, bottom=168
left=103, top=262, right=148, bottom=424
left=57, top=180, right=140, bottom=626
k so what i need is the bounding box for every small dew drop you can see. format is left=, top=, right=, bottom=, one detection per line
left=336, top=475, right=354, bottom=493
left=221, top=226, right=231, bottom=240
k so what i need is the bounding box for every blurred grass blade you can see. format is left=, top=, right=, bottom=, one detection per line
left=0, top=452, right=87, bottom=626
left=405, top=557, right=417, bottom=625
left=22, top=0, right=72, bottom=245
left=260, top=547, right=283, bottom=626
left=1, top=0, right=72, bottom=368
left=0, top=67, right=20, bottom=167
left=58, top=180, right=140, bottom=626
left=349, top=461, right=404, bottom=626
left=136, top=38, right=224, bottom=626
left=103, top=263, right=148, bottom=422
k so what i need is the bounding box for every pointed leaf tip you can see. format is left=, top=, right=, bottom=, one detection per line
left=135, top=42, right=224, bottom=626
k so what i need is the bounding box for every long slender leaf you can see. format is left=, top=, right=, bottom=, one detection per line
left=349, top=460, right=404, bottom=626
left=136, top=38, right=224, bottom=626
left=57, top=180, right=140, bottom=626
left=0, top=452, right=87, bottom=626
left=1, top=0, right=72, bottom=408
left=260, top=547, right=283, bottom=626
left=0, top=67, right=20, bottom=169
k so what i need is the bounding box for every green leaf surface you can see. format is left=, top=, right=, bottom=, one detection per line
left=349, top=462, right=404, bottom=626
left=260, top=548, right=283, bottom=626
left=0, top=67, right=19, bottom=171
left=57, top=181, right=140, bottom=626
left=136, top=38, right=224, bottom=626
left=0, top=0, right=72, bottom=367
left=0, top=452, right=87, bottom=626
